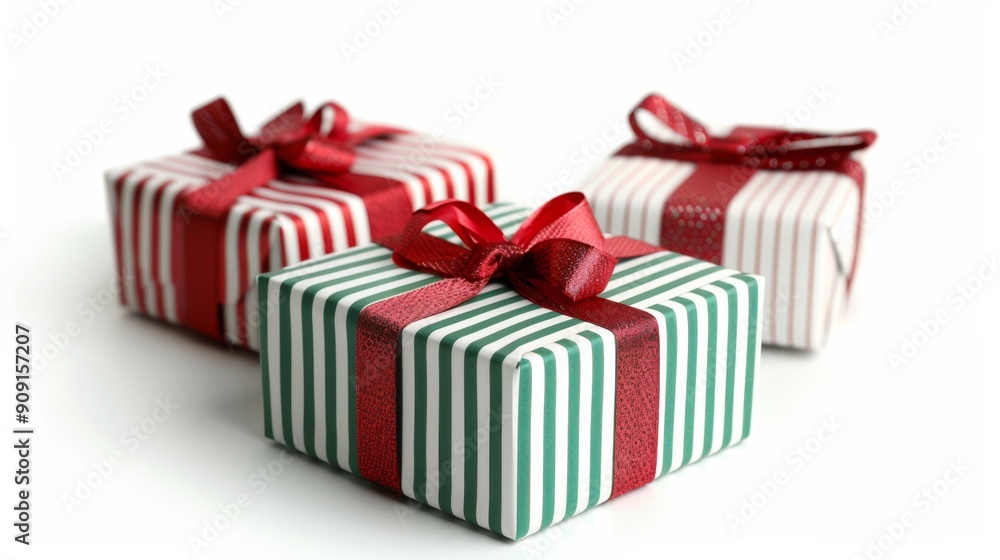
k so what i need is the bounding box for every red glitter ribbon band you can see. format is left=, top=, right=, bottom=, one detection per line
left=355, top=193, right=664, bottom=498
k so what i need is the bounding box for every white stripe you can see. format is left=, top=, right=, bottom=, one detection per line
left=137, top=176, right=162, bottom=317
left=264, top=276, right=285, bottom=444
left=664, top=299, right=689, bottom=473
left=526, top=352, right=545, bottom=536
left=551, top=342, right=569, bottom=526
left=157, top=180, right=194, bottom=323
left=703, top=283, right=730, bottom=456
left=246, top=191, right=325, bottom=260
left=571, top=333, right=593, bottom=514
left=118, top=173, right=142, bottom=310
left=597, top=325, right=616, bottom=504
left=720, top=277, right=750, bottom=444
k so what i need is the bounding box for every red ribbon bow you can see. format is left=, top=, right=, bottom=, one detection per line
left=183, top=98, right=405, bottom=221
left=619, top=93, right=876, bottom=292
left=355, top=193, right=665, bottom=499
left=628, top=93, right=876, bottom=170
left=174, top=98, right=415, bottom=340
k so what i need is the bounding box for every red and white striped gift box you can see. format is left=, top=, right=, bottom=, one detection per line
left=105, top=100, right=494, bottom=350
left=579, top=94, right=875, bottom=350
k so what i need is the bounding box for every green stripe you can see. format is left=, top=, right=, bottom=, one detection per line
left=735, top=275, right=760, bottom=439
left=716, top=281, right=739, bottom=448
left=678, top=296, right=698, bottom=467
left=535, top=347, right=557, bottom=530
left=654, top=303, right=678, bottom=475
left=460, top=309, right=565, bottom=523
left=556, top=339, right=581, bottom=517
left=619, top=261, right=725, bottom=306
left=279, top=279, right=295, bottom=448
left=267, top=242, right=384, bottom=275
left=580, top=330, right=605, bottom=508
left=479, top=315, right=573, bottom=533
left=301, top=285, right=316, bottom=458
left=693, top=288, right=717, bottom=457
left=516, top=358, right=532, bottom=539
left=259, top=276, right=273, bottom=439
left=410, top=290, right=520, bottom=507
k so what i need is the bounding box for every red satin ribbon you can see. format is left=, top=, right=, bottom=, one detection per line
left=174, top=98, right=411, bottom=339
left=619, top=93, right=875, bottom=288
left=355, top=193, right=664, bottom=498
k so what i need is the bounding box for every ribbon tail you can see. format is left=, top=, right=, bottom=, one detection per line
left=603, top=236, right=663, bottom=258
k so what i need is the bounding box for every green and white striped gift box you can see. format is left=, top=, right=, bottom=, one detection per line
left=258, top=201, right=763, bottom=540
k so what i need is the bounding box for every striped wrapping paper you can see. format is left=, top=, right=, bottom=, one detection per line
left=580, top=153, right=859, bottom=350
left=105, top=130, right=493, bottom=350
left=259, top=202, right=763, bottom=540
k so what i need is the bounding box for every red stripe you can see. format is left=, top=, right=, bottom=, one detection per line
left=580, top=160, right=620, bottom=226
left=111, top=172, right=131, bottom=306
left=451, top=159, right=476, bottom=206
left=275, top=176, right=359, bottom=248
left=235, top=208, right=254, bottom=346
left=626, top=164, right=682, bottom=243
left=148, top=179, right=171, bottom=319
left=603, top=160, right=645, bottom=229
left=730, top=174, right=771, bottom=274
left=260, top=190, right=335, bottom=255
left=130, top=176, right=152, bottom=315
left=260, top=215, right=277, bottom=273
left=751, top=174, right=791, bottom=276
left=785, top=173, right=827, bottom=346
left=803, top=182, right=841, bottom=347
left=767, top=173, right=810, bottom=344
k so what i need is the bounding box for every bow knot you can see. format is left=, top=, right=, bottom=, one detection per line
left=192, top=98, right=403, bottom=176
left=385, top=194, right=661, bottom=309
left=463, top=242, right=525, bottom=282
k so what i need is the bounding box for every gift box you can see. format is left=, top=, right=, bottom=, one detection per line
left=579, top=94, right=875, bottom=349
left=105, top=98, right=494, bottom=349
left=258, top=194, right=763, bottom=539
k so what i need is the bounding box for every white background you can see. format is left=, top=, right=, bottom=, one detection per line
left=1, top=0, right=996, bottom=558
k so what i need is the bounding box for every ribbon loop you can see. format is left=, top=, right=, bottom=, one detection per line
left=629, top=93, right=876, bottom=169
